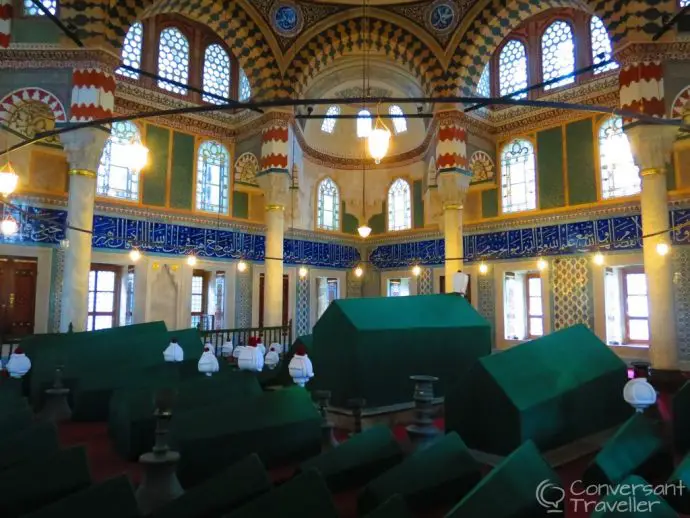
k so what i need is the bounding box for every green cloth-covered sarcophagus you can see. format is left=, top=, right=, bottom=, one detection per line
left=445, top=325, right=632, bottom=455
left=310, top=294, right=491, bottom=408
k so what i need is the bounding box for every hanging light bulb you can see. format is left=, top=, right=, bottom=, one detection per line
left=412, top=265, right=421, bottom=277
left=129, top=249, right=142, bottom=262
left=537, top=258, right=548, bottom=271
left=1, top=217, right=18, bottom=237
left=354, top=266, right=364, bottom=278
left=124, top=139, right=149, bottom=172
left=237, top=260, right=248, bottom=272
left=298, top=266, right=308, bottom=278
left=0, top=162, right=19, bottom=197
left=593, top=252, right=605, bottom=265
left=479, top=263, right=488, bottom=275
left=368, top=117, right=391, bottom=165
left=656, top=242, right=670, bottom=256
left=187, top=255, right=197, bottom=266
left=358, top=225, right=372, bottom=238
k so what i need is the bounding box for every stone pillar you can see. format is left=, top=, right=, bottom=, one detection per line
left=256, top=117, right=290, bottom=327
left=0, top=0, right=12, bottom=48
left=436, top=111, right=471, bottom=292
left=59, top=66, right=115, bottom=332
left=620, top=59, right=679, bottom=374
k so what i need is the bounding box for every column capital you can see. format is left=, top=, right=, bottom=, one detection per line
left=437, top=171, right=471, bottom=207
left=60, top=127, right=109, bottom=174
left=625, top=124, right=677, bottom=174
left=256, top=171, right=291, bottom=208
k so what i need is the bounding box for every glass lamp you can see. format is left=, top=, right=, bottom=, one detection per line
left=0, top=162, right=19, bottom=197
left=357, top=225, right=372, bottom=238
left=368, top=118, right=391, bottom=164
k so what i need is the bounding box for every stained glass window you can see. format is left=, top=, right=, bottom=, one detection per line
left=321, top=105, right=340, bottom=133
left=196, top=140, right=230, bottom=214
left=681, top=0, right=690, bottom=7
left=117, top=22, right=143, bottom=79
left=239, top=69, right=252, bottom=101
left=477, top=65, right=491, bottom=97
left=599, top=116, right=640, bottom=199
left=501, top=139, right=536, bottom=213
left=388, top=178, right=411, bottom=231
left=202, top=44, right=231, bottom=104
left=389, top=105, right=407, bottom=134
left=357, top=109, right=372, bottom=138
left=97, top=121, right=141, bottom=201
left=157, top=27, right=189, bottom=95
left=317, top=177, right=340, bottom=230
left=590, top=16, right=618, bottom=74
left=499, top=40, right=528, bottom=100
left=541, top=20, right=575, bottom=90
left=23, top=0, right=56, bottom=16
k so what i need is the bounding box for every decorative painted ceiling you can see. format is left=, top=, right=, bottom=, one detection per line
left=63, top=0, right=671, bottom=100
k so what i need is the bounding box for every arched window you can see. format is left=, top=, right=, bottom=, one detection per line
left=477, top=65, right=491, bottom=97
left=501, top=139, right=537, bottom=213
left=388, top=178, right=411, bottom=231
left=590, top=16, right=618, bottom=74
left=117, top=22, right=143, bottom=79
left=97, top=121, right=141, bottom=201
left=357, top=109, right=372, bottom=138
left=681, top=0, right=690, bottom=7
left=202, top=44, right=231, bottom=104
left=389, top=105, right=407, bottom=134
left=499, top=40, right=528, bottom=100
left=23, top=0, right=56, bottom=16
left=239, top=69, right=252, bottom=101
left=317, top=177, right=340, bottom=231
left=321, top=106, right=340, bottom=134
left=196, top=141, right=230, bottom=214
left=541, top=20, right=575, bottom=90
left=157, top=27, right=190, bottom=95
left=599, top=117, right=640, bottom=199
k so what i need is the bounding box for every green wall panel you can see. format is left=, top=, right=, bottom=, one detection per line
left=12, top=20, right=61, bottom=43
left=481, top=189, right=498, bottom=218
left=232, top=191, right=249, bottom=219
left=170, top=132, right=195, bottom=210
left=342, top=201, right=359, bottom=235
left=369, top=203, right=386, bottom=235
left=142, top=125, right=169, bottom=207
left=566, top=119, right=598, bottom=206
left=413, top=180, right=424, bottom=228
left=537, top=128, right=565, bottom=209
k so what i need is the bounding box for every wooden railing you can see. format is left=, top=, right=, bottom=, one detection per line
left=200, top=320, right=293, bottom=353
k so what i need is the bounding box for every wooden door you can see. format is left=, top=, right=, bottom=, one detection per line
left=0, top=258, right=37, bottom=338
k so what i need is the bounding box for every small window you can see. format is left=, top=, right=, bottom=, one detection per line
left=387, top=178, right=412, bottom=231
left=321, top=106, right=340, bottom=134
left=501, top=139, right=537, bottom=213
left=23, top=0, right=56, bottom=16
left=97, top=121, right=142, bottom=201
left=124, top=266, right=135, bottom=326
left=623, top=267, right=649, bottom=343
left=681, top=0, right=689, bottom=7
left=214, top=272, right=225, bottom=330
left=202, top=44, right=231, bottom=104
left=599, top=117, right=640, bottom=199
left=389, top=105, right=407, bottom=134
left=87, top=265, right=121, bottom=331
left=387, top=278, right=410, bottom=297
left=541, top=20, right=575, bottom=90
left=476, top=65, right=491, bottom=97
left=239, top=69, right=252, bottom=101
left=191, top=271, right=208, bottom=329
left=317, top=177, right=340, bottom=231
left=196, top=140, right=230, bottom=214
left=357, top=109, right=372, bottom=138
left=117, top=22, right=143, bottom=79
left=499, top=40, right=528, bottom=100
left=157, top=27, right=190, bottom=95
left=316, top=277, right=339, bottom=319
left=590, top=16, right=618, bottom=74
left=504, top=271, right=542, bottom=340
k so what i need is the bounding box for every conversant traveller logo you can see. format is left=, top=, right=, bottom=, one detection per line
left=536, top=479, right=687, bottom=514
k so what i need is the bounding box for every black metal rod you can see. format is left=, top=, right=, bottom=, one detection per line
left=295, top=113, right=432, bottom=119
left=653, top=5, right=690, bottom=41
left=29, top=0, right=83, bottom=47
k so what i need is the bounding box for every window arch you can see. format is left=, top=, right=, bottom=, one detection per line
left=202, top=44, right=231, bottom=104
left=541, top=20, right=575, bottom=90
left=590, top=16, right=618, bottom=74
left=388, top=179, right=411, bottom=231
left=97, top=121, right=142, bottom=201
left=157, top=27, right=190, bottom=94
left=477, top=65, right=491, bottom=97
left=681, top=0, right=690, bottom=7
left=23, top=0, right=56, bottom=16
left=499, top=40, right=528, bottom=100
left=317, top=177, right=340, bottom=231
left=196, top=141, right=230, bottom=214
left=321, top=106, right=340, bottom=134
left=599, top=117, right=640, bottom=199
left=389, top=105, right=407, bottom=134
left=239, top=69, right=252, bottom=101
left=501, top=139, right=537, bottom=213
left=117, top=22, right=143, bottom=79
left=357, top=109, right=372, bottom=138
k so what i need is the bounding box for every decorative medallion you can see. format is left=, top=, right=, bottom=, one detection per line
left=469, top=150, right=495, bottom=184
left=234, top=152, right=260, bottom=186
left=426, top=0, right=457, bottom=35
left=271, top=1, right=304, bottom=37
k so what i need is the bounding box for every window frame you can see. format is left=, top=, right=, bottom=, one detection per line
left=321, top=105, right=340, bottom=134
left=526, top=272, right=544, bottom=338
left=621, top=265, right=649, bottom=345
left=597, top=116, right=640, bottom=200
left=540, top=19, right=577, bottom=92
left=388, top=105, right=408, bottom=134
left=155, top=24, right=192, bottom=96
left=97, top=120, right=142, bottom=202
left=316, top=177, right=340, bottom=232
left=87, top=264, right=122, bottom=331
left=500, top=138, right=538, bottom=214
left=387, top=177, right=412, bottom=232
left=195, top=139, right=231, bottom=215
left=21, top=0, right=58, bottom=17
left=191, top=269, right=209, bottom=329
left=497, top=38, right=529, bottom=100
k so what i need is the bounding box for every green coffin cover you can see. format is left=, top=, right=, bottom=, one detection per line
left=664, top=451, right=690, bottom=514
left=446, top=440, right=563, bottom=517
left=226, top=469, right=338, bottom=518
left=311, top=295, right=491, bottom=408
left=363, top=495, right=414, bottom=518
left=299, top=425, right=404, bottom=490
left=585, top=414, right=667, bottom=486
left=590, top=475, right=679, bottom=517
left=0, top=406, right=33, bottom=439
left=20, top=475, right=139, bottom=518
left=109, top=370, right=262, bottom=461
left=0, top=446, right=91, bottom=517
left=672, top=381, right=690, bottom=454
left=358, top=432, right=481, bottom=514
left=446, top=325, right=631, bottom=455
left=172, top=387, right=321, bottom=487
left=0, top=422, right=59, bottom=471
left=151, top=454, right=271, bottom=518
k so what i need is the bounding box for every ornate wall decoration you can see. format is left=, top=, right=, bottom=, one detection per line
left=418, top=267, right=433, bottom=295
left=672, top=85, right=690, bottom=119
left=270, top=1, right=303, bottom=38
left=234, top=152, right=260, bottom=186
left=426, top=0, right=457, bottom=36
left=234, top=264, right=252, bottom=329
left=335, top=86, right=391, bottom=100
left=477, top=275, right=495, bottom=343
left=49, top=247, right=65, bottom=332
left=673, top=247, right=690, bottom=359
left=552, top=256, right=593, bottom=331
left=295, top=275, right=310, bottom=337
left=0, top=87, right=66, bottom=145
left=469, top=150, right=495, bottom=184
